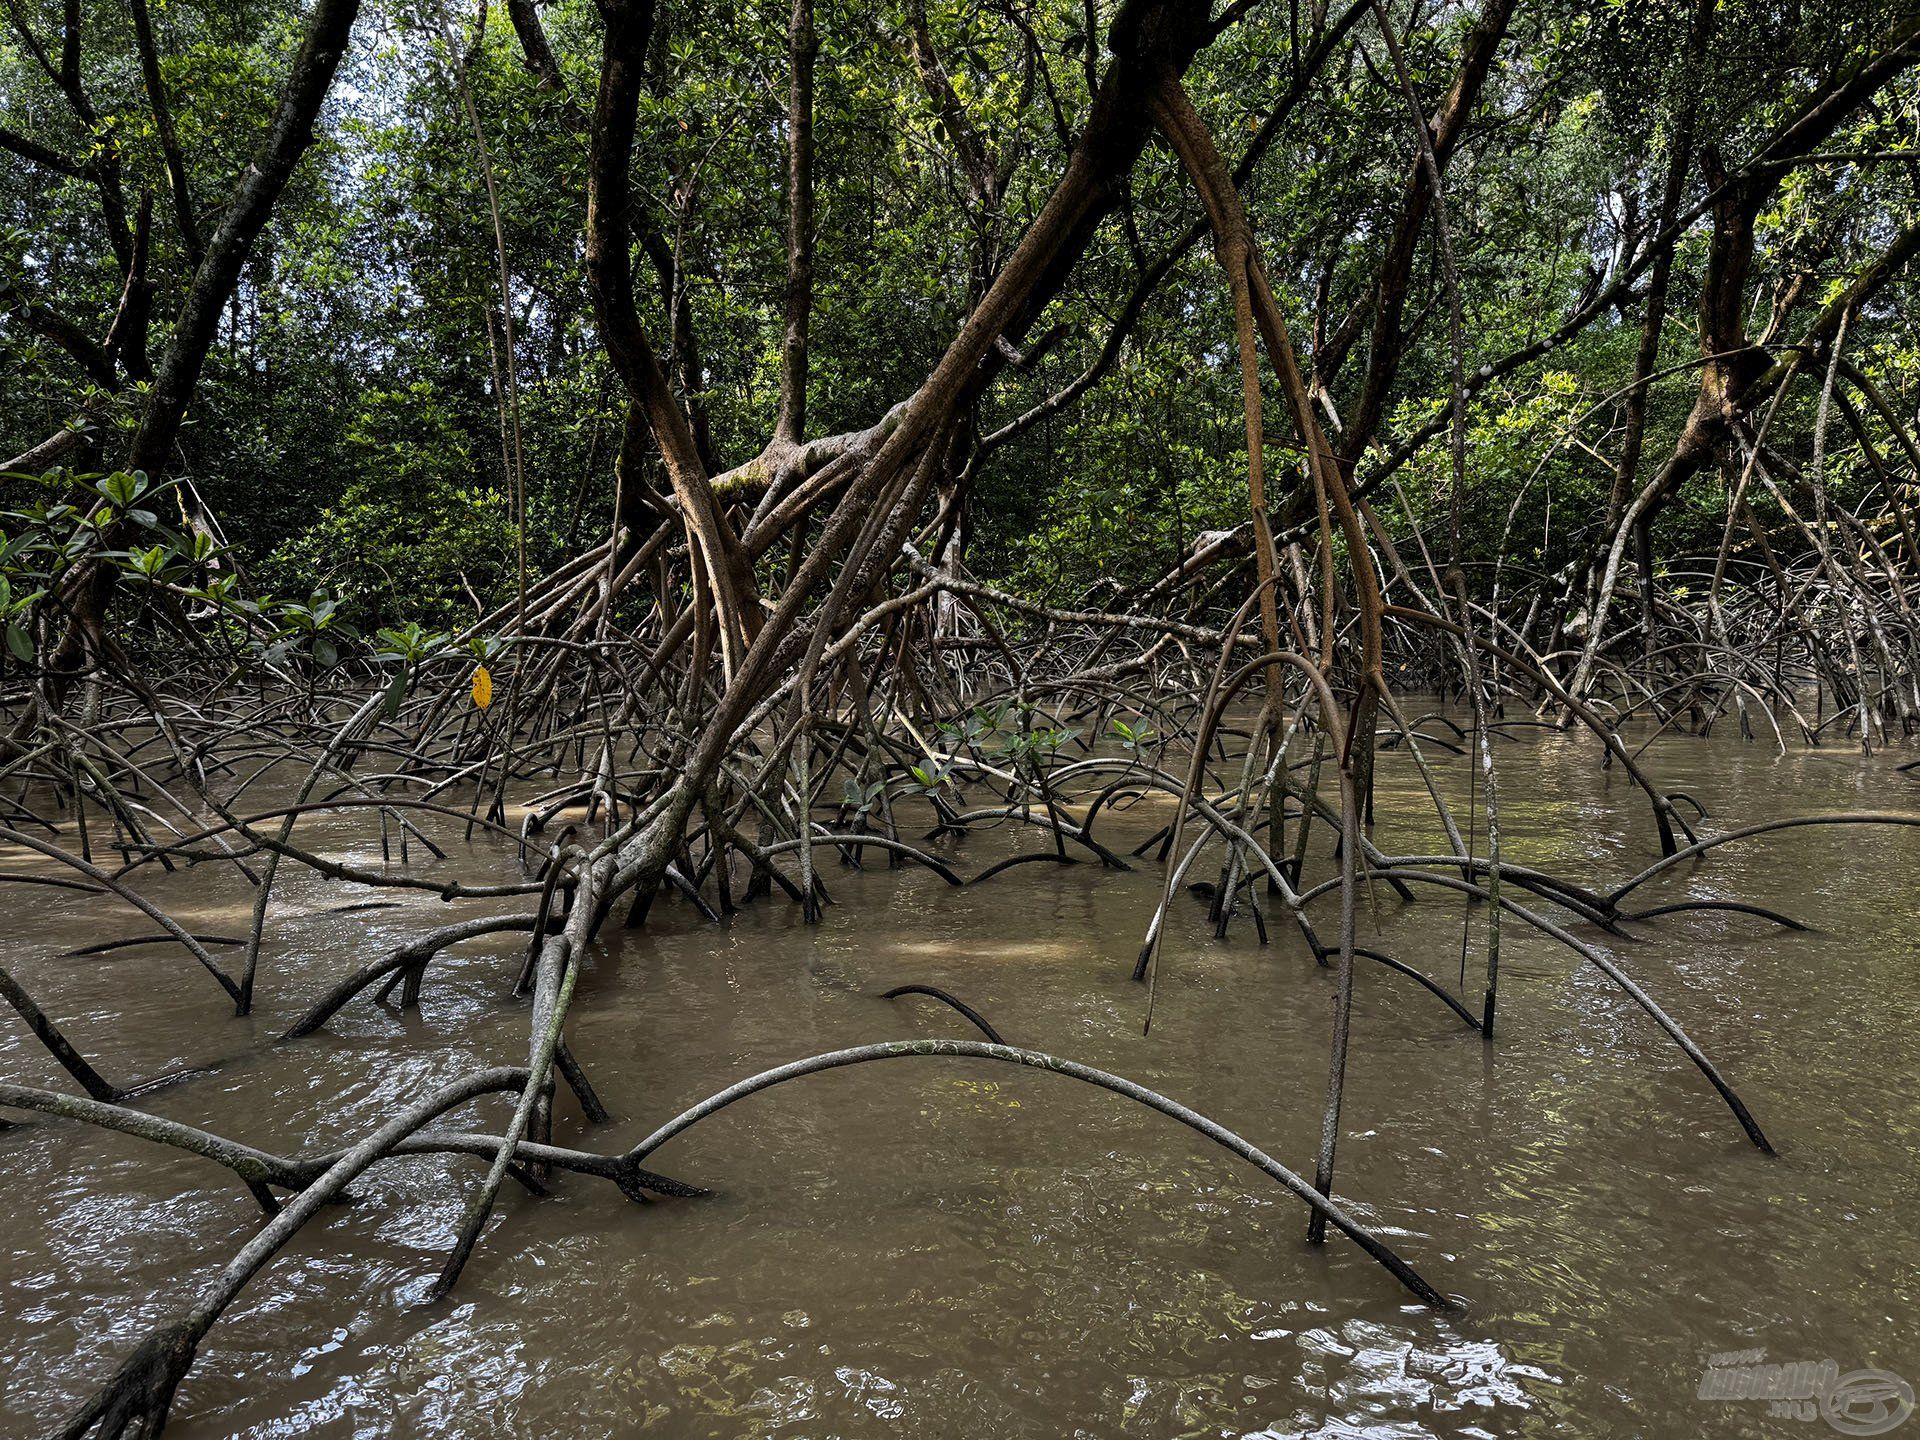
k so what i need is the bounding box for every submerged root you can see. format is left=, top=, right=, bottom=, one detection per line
left=56, top=1318, right=201, bottom=1440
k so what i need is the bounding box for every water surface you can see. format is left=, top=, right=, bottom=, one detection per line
left=3, top=720, right=1917, bottom=1436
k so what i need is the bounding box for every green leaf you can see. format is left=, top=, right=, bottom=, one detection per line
left=95, top=472, right=140, bottom=508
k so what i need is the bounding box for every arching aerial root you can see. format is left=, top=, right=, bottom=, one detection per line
left=880, top=983, right=1006, bottom=1042
left=0, top=1081, right=704, bottom=1215
left=43, top=1033, right=1452, bottom=1436
left=624, top=1038, right=1455, bottom=1309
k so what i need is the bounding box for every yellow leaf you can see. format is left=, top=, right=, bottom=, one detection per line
left=470, top=665, right=493, bottom=710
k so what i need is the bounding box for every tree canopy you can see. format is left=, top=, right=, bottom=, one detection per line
left=4, top=0, right=1914, bottom=642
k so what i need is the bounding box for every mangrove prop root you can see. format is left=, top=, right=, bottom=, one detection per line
left=0, top=1082, right=709, bottom=1214
left=59, top=1067, right=532, bottom=1439
left=880, top=984, right=1006, bottom=1043
left=624, top=1039, right=1456, bottom=1309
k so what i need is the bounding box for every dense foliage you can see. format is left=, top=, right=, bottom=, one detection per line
left=5, top=0, right=1915, bottom=640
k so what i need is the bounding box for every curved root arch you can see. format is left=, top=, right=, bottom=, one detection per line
left=625, top=1038, right=1455, bottom=1309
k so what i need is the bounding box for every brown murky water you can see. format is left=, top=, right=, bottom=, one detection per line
left=3, top=719, right=1918, bottom=1437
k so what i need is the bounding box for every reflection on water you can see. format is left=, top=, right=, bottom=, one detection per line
left=3, top=718, right=1918, bottom=1437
